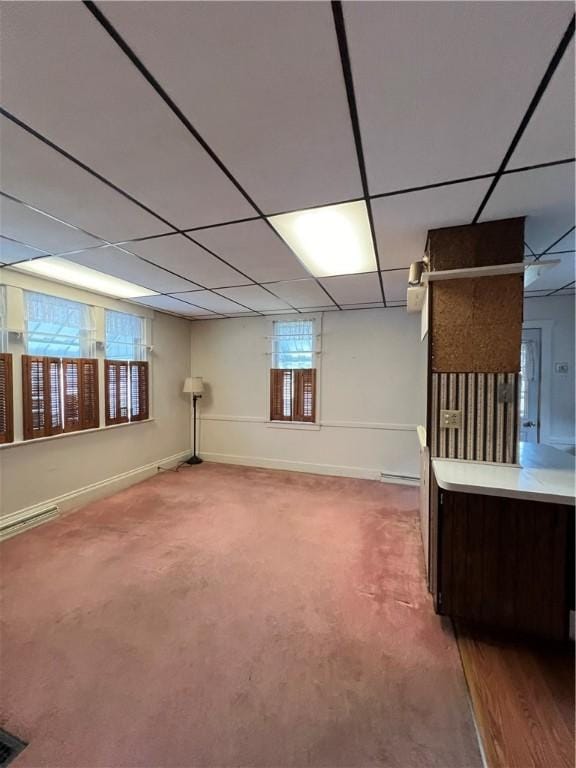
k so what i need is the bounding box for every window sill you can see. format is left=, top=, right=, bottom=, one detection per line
left=0, top=418, right=155, bottom=449
left=266, top=421, right=320, bottom=431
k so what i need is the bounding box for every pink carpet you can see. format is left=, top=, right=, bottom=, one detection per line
left=1, top=463, right=481, bottom=767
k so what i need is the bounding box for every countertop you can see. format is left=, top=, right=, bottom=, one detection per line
left=432, top=442, right=575, bottom=506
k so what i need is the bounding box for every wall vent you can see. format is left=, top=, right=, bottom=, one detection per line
left=0, top=728, right=27, bottom=766
left=0, top=505, right=59, bottom=541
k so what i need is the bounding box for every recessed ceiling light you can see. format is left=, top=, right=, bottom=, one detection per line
left=268, top=201, right=377, bottom=277
left=11, top=257, right=157, bottom=299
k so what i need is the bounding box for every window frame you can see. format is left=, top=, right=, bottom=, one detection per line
left=267, top=315, right=321, bottom=427
left=0, top=352, right=14, bottom=444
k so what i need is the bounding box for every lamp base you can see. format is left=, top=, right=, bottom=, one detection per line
left=185, top=455, right=203, bottom=466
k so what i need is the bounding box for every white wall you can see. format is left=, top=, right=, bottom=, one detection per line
left=0, top=270, right=192, bottom=519
left=190, top=308, right=426, bottom=481
left=524, top=294, right=575, bottom=449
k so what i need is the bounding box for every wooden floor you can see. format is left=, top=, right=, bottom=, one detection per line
left=455, top=622, right=575, bottom=768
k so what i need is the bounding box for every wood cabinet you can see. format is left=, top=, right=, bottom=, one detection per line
left=433, top=489, right=573, bottom=641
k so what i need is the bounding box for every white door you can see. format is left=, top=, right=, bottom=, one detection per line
left=519, top=328, right=541, bottom=443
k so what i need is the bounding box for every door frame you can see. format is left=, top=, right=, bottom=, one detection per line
left=522, top=319, right=553, bottom=445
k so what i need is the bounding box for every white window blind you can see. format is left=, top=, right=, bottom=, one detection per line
left=272, top=319, right=315, bottom=368
left=105, top=310, right=147, bottom=361
left=25, top=291, right=95, bottom=357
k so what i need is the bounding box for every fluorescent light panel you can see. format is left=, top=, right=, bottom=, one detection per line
left=11, top=257, right=157, bottom=299
left=268, top=201, right=377, bottom=277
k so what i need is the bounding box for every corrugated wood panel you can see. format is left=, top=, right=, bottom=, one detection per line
left=430, top=372, right=518, bottom=463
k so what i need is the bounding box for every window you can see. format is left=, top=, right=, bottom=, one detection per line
left=105, top=310, right=146, bottom=361
left=22, top=293, right=99, bottom=440
left=0, top=353, right=14, bottom=444
left=104, top=311, right=149, bottom=425
left=25, top=291, right=94, bottom=357
left=270, top=319, right=317, bottom=423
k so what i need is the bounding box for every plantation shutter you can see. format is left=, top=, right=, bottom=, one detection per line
left=270, top=369, right=293, bottom=421
left=63, top=358, right=99, bottom=432
left=0, top=353, right=14, bottom=444
left=80, top=359, right=99, bottom=429
left=294, top=369, right=316, bottom=423
left=130, top=361, right=149, bottom=421
left=63, top=359, right=80, bottom=431
left=104, top=360, right=129, bottom=425
left=22, top=355, right=63, bottom=440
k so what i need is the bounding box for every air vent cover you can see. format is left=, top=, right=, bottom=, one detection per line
left=0, top=728, right=27, bottom=766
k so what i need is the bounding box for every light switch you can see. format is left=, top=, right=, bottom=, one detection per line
left=440, top=409, right=462, bottom=429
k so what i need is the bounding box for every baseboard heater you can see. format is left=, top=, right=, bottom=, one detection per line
left=0, top=505, right=59, bottom=541
left=379, top=472, right=418, bottom=484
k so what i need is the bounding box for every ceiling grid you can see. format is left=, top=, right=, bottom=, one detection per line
left=0, top=1, right=574, bottom=315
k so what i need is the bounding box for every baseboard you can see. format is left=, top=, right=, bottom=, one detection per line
left=544, top=436, right=576, bottom=452
left=1, top=449, right=191, bottom=540
left=201, top=450, right=419, bottom=485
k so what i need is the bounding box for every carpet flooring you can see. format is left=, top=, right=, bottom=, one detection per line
left=0, top=463, right=482, bottom=767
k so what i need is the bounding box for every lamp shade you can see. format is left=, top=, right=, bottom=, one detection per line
left=183, top=377, right=204, bottom=394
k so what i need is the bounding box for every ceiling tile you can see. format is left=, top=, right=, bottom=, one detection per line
left=509, top=41, right=575, bottom=169
left=1, top=1, right=255, bottom=228
left=0, top=196, right=103, bottom=253
left=0, top=117, right=170, bottom=243
left=101, top=1, right=361, bottom=214
left=480, top=164, right=575, bottom=253
left=372, top=179, right=490, bottom=268
left=216, top=285, right=292, bottom=312
left=381, top=269, right=409, bottom=303
left=193, top=220, right=310, bottom=282
left=525, top=253, right=575, bottom=292
left=172, top=290, right=254, bottom=315
left=65, top=246, right=201, bottom=294
left=0, top=237, right=47, bottom=264
left=344, top=2, right=574, bottom=193
left=319, top=273, right=382, bottom=305
left=130, top=294, right=220, bottom=317
left=265, top=279, right=335, bottom=309
left=125, top=234, right=250, bottom=289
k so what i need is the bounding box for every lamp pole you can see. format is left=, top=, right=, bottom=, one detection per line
left=187, top=392, right=203, bottom=465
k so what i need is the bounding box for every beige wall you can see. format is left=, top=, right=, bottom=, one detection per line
left=0, top=270, right=192, bottom=518
left=524, top=295, right=575, bottom=449
left=190, top=308, right=426, bottom=481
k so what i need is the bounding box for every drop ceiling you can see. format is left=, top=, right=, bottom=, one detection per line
left=0, top=1, right=574, bottom=318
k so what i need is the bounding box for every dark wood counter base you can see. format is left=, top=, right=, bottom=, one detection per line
left=434, top=489, right=573, bottom=641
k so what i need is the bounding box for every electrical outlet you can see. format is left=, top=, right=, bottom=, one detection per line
left=440, top=409, right=462, bottom=429
left=555, top=362, right=569, bottom=375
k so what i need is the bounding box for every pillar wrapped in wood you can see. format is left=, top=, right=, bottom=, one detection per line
left=426, top=218, right=524, bottom=463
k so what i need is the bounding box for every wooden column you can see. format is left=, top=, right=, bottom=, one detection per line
left=426, top=217, right=525, bottom=463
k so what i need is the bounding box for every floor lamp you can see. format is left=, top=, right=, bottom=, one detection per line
left=183, top=377, right=204, bottom=465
